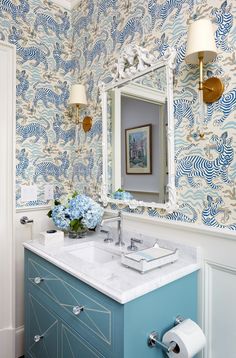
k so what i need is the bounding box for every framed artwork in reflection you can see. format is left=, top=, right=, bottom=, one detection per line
left=125, top=124, right=152, bottom=174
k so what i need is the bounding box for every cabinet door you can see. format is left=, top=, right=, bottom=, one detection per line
left=26, top=250, right=123, bottom=355
left=25, top=294, right=59, bottom=358
left=61, top=323, right=105, bottom=358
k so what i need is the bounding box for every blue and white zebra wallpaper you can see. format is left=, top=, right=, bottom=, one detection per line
left=1, top=0, right=236, bottom=230
left=0, top=0, right=79, bottom=207
left=71, top=0, right=236, bottom=230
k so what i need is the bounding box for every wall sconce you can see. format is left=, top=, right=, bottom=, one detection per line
left=185, top=18, right=224, bottom=103
left=69, top=84, right=92, bottom=132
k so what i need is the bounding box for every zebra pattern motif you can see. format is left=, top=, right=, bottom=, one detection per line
left=8, top=26, right=49, bottom=70
left=111, top=7, right=144, bottom=49
left=72, top=150, right=94, bottom=181
left=16, top=118, right=50, bottom=144
left=53, top=43, right=79, bottom=74
left=175, top=132, right=234, bottom=189
left=33, top=151, right=69, bottom=182
left=97, top=0, right=117, bottom=21
left=174, top=88, right=197, bottom=129
left=148, top=203, right=197, bottom=223
left=16, top=70, right=29, bottom=101
left=0, top=0, right=29, bottom=22
left=33, top=81, right=69, bottom=109
left=83, top=32, right=108, bottom=66
left=87, top=72, right=94, bottom=101
left=148, top=0, right=159, bottom=30
left=153, top=33, right=169, bottom=58
left=148, top=0, right=194, bottom=28
left=173, top=33, right=187, bottom=75
left=206, top=88, right=236, bottom=125
left=53, top=114, right=76, bottom=145
left=34, top=11, right=70, bottom=40
left=70, top=0, right=236, bottom=227
left=211, top=1, right=233, bottom=52
left=16, top=149, right=29, bottom=179
left=202, top=195, right=236, bottom=230
left=73, top=0, right=94, bottom=37
left=0, top=0, right=74, bottom=207
left=86, top=120, right=102, bottom=142
left=1, top=0, right=235, bottom=225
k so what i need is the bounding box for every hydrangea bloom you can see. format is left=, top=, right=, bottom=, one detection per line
left=51, top=205, right=70, bottom=230
left=68, top=195, right=93, bottom=220
left=82, top=202, right=104, bottom=229
left=49, top=194, right=104, bottom=232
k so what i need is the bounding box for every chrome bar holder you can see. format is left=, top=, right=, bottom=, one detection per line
left=147, top=332, right=177, bottom=353
left=20, top=216, right=34, bottom=225
left=147, top=316, right=184, bottom=353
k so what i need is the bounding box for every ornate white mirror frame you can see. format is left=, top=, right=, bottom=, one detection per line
left=100, top=45, right=177, bottom=212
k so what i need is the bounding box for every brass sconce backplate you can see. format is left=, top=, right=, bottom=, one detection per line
left=82, top=116, right=92, bottom=132
left=203, top=77, right=224, bottom=104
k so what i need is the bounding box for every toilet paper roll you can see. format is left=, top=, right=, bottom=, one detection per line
left=162, top=319, right=206, bottom=358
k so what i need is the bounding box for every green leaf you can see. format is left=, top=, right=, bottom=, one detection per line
left=70, top=219, right=83, bottom=232
left=72, top=191, right=78, bottom=198
left=54, top=200, right=61, bottom=206
left=47, top=210, right=52, bottom=218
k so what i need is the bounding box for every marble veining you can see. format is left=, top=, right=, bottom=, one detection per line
left=24, top=231, right=200, bottom=303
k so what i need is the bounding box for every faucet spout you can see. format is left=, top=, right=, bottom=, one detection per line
left=100, top=211, right=125, bottom=247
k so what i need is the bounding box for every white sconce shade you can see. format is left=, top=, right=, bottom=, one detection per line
left=68, top=84, right=92, bottom=133
left=69, top=84, right=87, bottom=105
left=185, top=18, right=217, bottom=65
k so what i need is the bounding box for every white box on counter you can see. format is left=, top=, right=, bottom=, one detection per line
left=40, top=230, right=64, bottom=246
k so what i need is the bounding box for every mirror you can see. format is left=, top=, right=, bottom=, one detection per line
left=100, top=45, right=177, bottom=212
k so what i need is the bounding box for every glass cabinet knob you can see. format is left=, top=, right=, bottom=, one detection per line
left=34, top=277, right=43, bottom=284
left=34, top=335, right=43, bottom=343
left=72, top=305, right=84, bottom=316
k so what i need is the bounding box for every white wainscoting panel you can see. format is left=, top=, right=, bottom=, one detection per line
left=15, top=209, right=236, bottom=357
left=0, top=41, right=15, bottom=358
left=205, top=262, right=236, bottom=358
left=121, top=214, right=236, bottom=358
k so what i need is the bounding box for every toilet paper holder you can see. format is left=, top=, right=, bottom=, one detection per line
left=147, top=315, right=184, bottom=353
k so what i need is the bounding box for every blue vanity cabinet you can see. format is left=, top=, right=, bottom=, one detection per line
left=61, top=323, right=105, bottom=358
left=25, top=249, right=124, bottom=358
left=25, top=292, right=105, bottom=358
left=25, top=249, right=198, bottom=358
left=26, top=293, right=59, bottom=358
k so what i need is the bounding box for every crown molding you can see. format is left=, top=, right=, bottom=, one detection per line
left=52, top=0, right=80, bottom=10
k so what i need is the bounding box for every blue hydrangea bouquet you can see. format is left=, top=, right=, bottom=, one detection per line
left=47, top=193, right=104, bottom=238
left=112, top=189, right=134, bottom=201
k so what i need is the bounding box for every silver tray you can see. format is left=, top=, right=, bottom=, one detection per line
left=121, top=246, right=179, bottom=274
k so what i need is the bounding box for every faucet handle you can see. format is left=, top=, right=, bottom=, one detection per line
left=100, top=229, right=109, bottom=234
left=153, top=240, right=160, bottom=248
left=131, top=238, right=143, bottom=244
left=101, top=229, right=113, bottom=243
left=127, top=237, right=143, bottom=251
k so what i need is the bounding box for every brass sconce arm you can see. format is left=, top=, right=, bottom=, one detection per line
left=74, top=104, right=92, bottom=132
left=198, top=53, right=224, bottom=104
left=198, top=53, right=204, bottom=91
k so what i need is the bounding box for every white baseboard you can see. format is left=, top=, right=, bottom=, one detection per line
left=15, top=326, right=24, bottom=358
left=0, top=327, right=15, bottom=358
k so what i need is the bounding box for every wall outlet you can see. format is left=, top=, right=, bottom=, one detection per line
left=44, top=185, right=54, bottom=200
left=21, top=185, right=37, bottom=202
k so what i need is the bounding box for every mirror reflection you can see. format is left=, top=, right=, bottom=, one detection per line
left=107, top=65, right=168, bottom=204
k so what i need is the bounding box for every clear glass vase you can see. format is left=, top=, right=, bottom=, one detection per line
left=68, top=227, right=88, bottom=239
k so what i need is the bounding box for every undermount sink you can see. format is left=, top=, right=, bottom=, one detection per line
left=68, top=242, right=120, bottom=264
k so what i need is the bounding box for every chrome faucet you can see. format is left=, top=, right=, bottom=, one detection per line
left=100, top=211, right=125, bottom=247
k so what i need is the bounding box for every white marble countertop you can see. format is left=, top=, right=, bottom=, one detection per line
left=24, top=231, right=201, bottom=304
